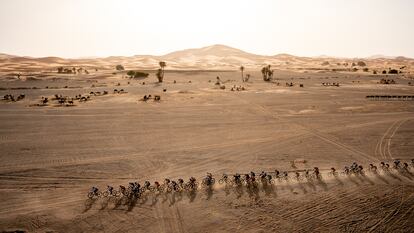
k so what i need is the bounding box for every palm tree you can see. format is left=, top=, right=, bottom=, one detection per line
left=261, top=67, right=267, bottom=81
left=261, top=65, right=273, bottom=81
left=157, top=61, right=166, bottom=82
left=156, top=69, right=163, bottom=82
left=159, top=61, right=166, bottom=71
left=240, top=66, right=245, bottom=82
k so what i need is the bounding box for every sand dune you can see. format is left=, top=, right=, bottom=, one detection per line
left=1, top=45, right=413, bottom=73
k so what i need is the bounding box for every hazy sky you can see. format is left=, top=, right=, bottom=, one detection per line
left=1, top=0, right=413, bottom=58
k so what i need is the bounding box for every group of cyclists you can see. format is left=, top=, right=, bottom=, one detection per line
left=88, top=159, right=414, bottom=199
left=88, top=176, right=199, bottom=199
left=329, top=159, right=413, bottom=177
left=378, top=159, right=412, bottom=173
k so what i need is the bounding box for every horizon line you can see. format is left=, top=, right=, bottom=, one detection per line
left=1, top=44, right=412, bottom=60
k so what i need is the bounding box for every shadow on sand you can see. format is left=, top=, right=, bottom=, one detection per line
left=83, top=169, right=414, bottom=212
left=83, top=198, right=97, bottom=213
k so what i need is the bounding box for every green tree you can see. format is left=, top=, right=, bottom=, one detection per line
left=116, top=65, right=125, bottom=71
left=127, top=70, right=135, bottom=78
left=261, top=65, right=273, bottom=81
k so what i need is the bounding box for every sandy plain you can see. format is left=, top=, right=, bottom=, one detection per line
left=0, top=51, right=414, bottom=232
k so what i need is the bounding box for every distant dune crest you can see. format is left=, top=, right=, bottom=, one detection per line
left=0, top=45, right=413, bottom=70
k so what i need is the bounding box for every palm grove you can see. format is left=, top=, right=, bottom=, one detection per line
left=113, top=62, right=278, bottom=83
left=114, top=62, right=167, bottom=82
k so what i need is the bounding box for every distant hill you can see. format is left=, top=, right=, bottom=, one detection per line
left=366, top=54, right=397, bottom=60
left=163, top=44, right=263, bottom=60
left=0, top=53, right=17, bottom=59
left=0, top=45, right=413, bottom=71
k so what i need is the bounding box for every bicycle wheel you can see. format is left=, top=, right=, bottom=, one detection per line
left=87, top=192, right=94, bottom=199
left=157, top=186, right=163, bottom=192
left=114, top=191, right=122, bottom=197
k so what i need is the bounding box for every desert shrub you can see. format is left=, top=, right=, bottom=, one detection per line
left=133, top=71, right=149, bottom=78
left=126, top=70, right=149, bottom=78
left=388, top=69, right=398, bottom=74
left=244, top=74, right=251, bottom=82
left=63, top=68, right=72, bottom=74
left=357, top=61, right=366, bottom=66
left=382, top=70, right=387, bottom=74
left=363, top=68, right=369, bottom=72
left=116, top=65, right=125, bottom=71
left=321, top=61, right=330, bottom=66
left=373, top=70, right=377, bottom=74
left=127, top=70, right=135, bottom=78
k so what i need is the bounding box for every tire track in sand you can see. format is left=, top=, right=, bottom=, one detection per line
left=385, top=119, right=407, bottom=160
left=368, top=186, right=412, bottom=233
left=234, top=95, right=379, bottom=162
left=153, top=203, right=185, bottom=233
left=374, top=118, right=410, bottom=160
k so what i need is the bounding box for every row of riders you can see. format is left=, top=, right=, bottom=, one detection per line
left=329, top=159, right=412, bottom=177
left=88, top=176, right=201, bottom=199
left=2, top=94, right=25, bottom=102
left=88, top=159, right=414, bottom=199
left=87, top=168, right=321, bottom=199
left=39, top=90, right=112, bottom=105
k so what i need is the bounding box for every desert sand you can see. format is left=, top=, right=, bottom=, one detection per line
left=0, top=45, right=414, bottom=232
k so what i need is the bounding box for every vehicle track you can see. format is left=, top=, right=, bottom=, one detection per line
left=385, top=119, right=408, bottom=160
left=0, top=134, right=299, bottom=174
left=1, top=168, right=412, bottom=229
left=374, top=118, right=411, bottom=160
left=375, top=120, right=397, bottom=160
left=295, top=123, right=379, bottom=162
left=384, top=204, right=414, bottom=233
left=153, top=203, right=185, bottom=233
left=384, top=192, right=414, bottom=233
left=234, top=95, right=380, bottom=163
left=367, top=186, right=412, bottom=233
